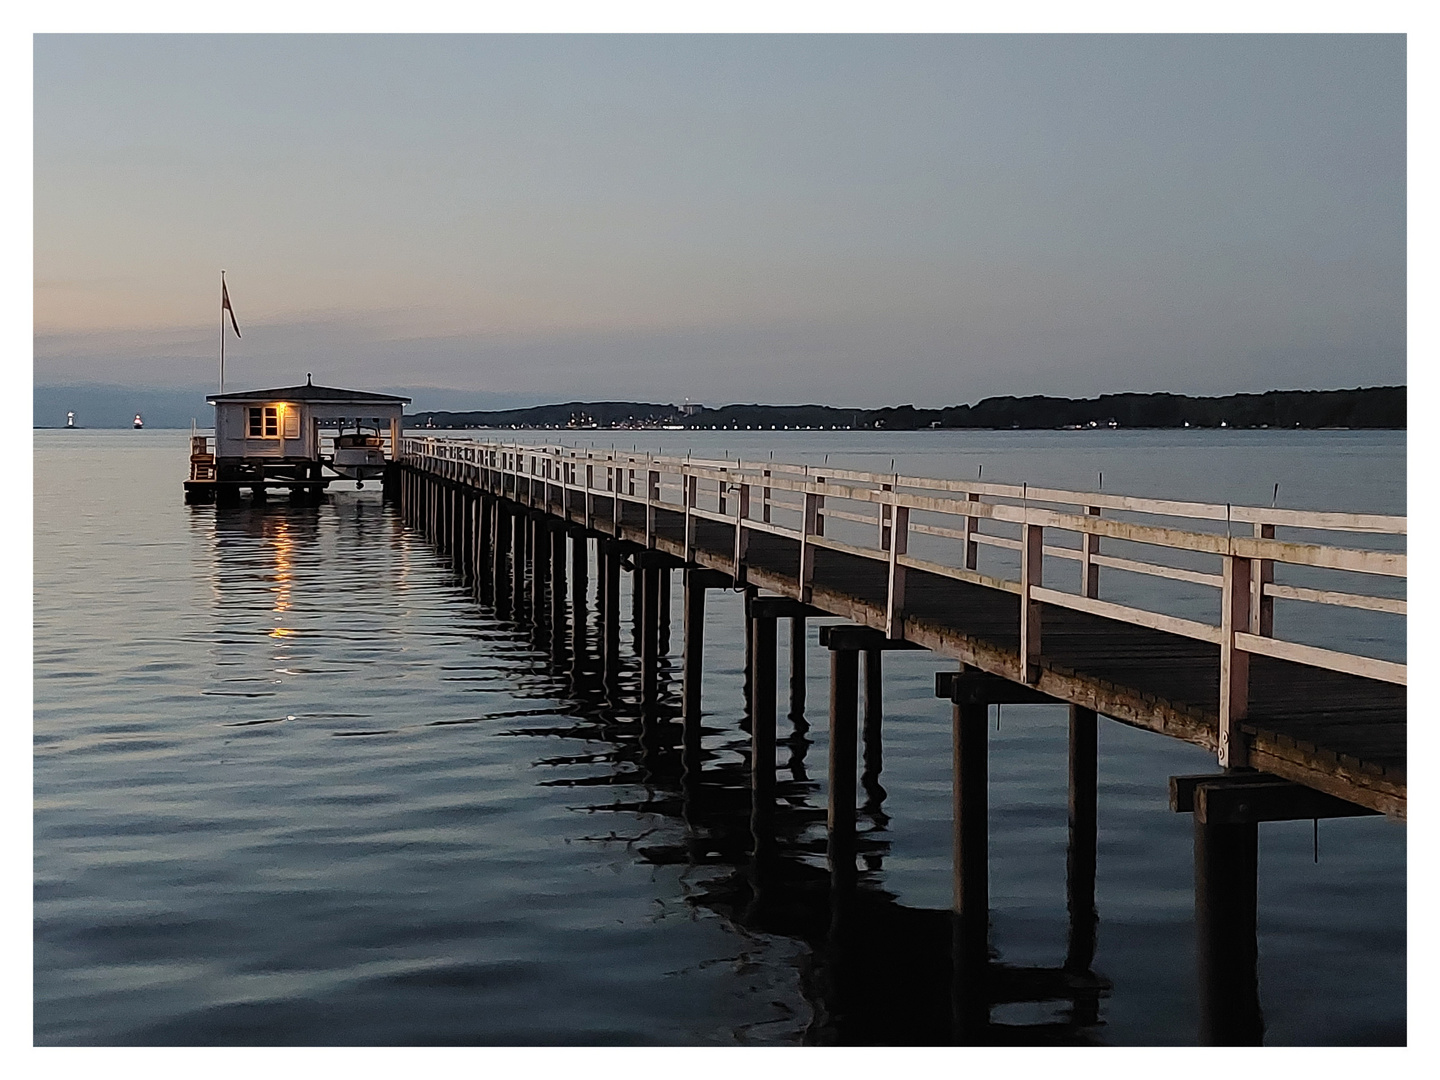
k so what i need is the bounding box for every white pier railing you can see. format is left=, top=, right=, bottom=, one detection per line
left=401, top=437, right=1406, bottom=768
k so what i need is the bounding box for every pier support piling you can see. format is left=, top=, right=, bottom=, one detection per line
left=550, top=524, right=567, bottom=654
left=790, top=615, right=807, bottom=724
left=509, top=507, right=524, bottom=611
left=741, top=585, right=758, bottom=731
left=827, top=644, right=860, bottom=888
left=678, top=570, right=731, bottom=779
left=1194, top=817, right=1263, bottom=1045
left=862, top=648, right=885, bottom=812
left=1067, top=705, right=1099, bottom=973
left=601, top=540, right=623, bottom=690
left=529, top=513, right=549, bottom=626
left=493, top=502, right=512, bottom=614
left=751, top=609, right=778, bottom=816
left=952, top=699, right=990, bottom=1035
left=657, top=566, right=671, bottom=656
left=570, top=529, right=588, bottom=611
left=639, top=554, right=662, bottom=709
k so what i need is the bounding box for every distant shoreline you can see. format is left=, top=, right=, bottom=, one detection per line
left=33, top=385, right=1405, bottom=430
left=405, top=386, right=1404, bottom=432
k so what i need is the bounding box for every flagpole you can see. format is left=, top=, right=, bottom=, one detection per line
left=220, top=270, right=226, bottom=394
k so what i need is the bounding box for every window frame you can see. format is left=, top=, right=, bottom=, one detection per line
left=246, top=405, right=283, bottom=439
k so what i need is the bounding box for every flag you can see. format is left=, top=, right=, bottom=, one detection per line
left=222, top=279, right=241, bottom=338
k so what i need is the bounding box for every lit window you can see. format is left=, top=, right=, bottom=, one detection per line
left=264, top=407, right=278, bottom=437
left=248, top=407, right=263, bottom=436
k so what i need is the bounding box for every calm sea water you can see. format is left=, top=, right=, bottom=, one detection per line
left=33, top=428, right=1405, bottom=1045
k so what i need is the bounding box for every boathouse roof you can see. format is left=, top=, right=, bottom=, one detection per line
left=208, top=379, right=410, bottom=405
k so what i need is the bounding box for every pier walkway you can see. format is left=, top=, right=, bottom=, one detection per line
left=400, top=436, right=1405, bottom=818
left=395, top=435, right=1405, bottom=1044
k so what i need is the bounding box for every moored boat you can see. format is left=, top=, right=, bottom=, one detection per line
left=330, top=423, right=388, bottom=482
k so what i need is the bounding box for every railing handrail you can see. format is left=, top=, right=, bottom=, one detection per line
left=399, top=436, right=1407, bottom=537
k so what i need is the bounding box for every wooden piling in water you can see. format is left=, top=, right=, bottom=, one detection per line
left=952, top=698, right=989, bottom=1035
left=602, top=540, right=622, bottom=689
left=1194, top=816, right=1263, bottom=1045
left=550, top=525, right=567, bottom=630
left=657, top=565, right=671, bottom=656
left=492, top=500, right=511, bottom=614
left=828, top=645, right=859, bottom=886
left=570, top=528, right=588, bottom=610
left=751, top=610, right=778, bottom=805
left=741, top=585, right=758, bottom=733
left=789, top=615, right=807, bottom=724
left=510, top=509, right=525, bottom=615
left=861, top=648, right=885, bottom=813
left=1067, top=704, right=1099, bottom=973
left=681, top=576, right=706, bottom=731
left=639, top=554, right=661, bottom=709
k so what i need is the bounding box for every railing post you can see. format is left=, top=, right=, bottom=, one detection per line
left=683, top=469, right=697, bottom=563
left=963, top=492, right=980, bottom=571
left=1080, top=504, right=1101, bottom=599
left=1250, top=523, right=1274, bottom=637
left=1219, top=552, right=1253, bottom=768
left=762, top=468, right=772, bottom=524
left=799, top=487, right=819, bottom=603
left=611, top=462, right=621, bottom=537
left=584, top=459, right=594, bottom=531
left=1020, top=521, right=1044, bottom=683
left=646, top=463, right=660, bottom=547
left=885, top=503, right=909, bottom=639
left=879, top=481, right=893, bottom=550
left=734, top=481, right=750, bottom=581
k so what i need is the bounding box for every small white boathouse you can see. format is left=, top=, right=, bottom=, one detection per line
left=186, top=377, right=411, bottom=503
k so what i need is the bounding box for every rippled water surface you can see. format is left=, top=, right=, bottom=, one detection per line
left=34, top=428, right=1405, bottom=1045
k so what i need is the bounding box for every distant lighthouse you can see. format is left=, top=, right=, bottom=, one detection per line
left=66, top=411, right=75, bottom=429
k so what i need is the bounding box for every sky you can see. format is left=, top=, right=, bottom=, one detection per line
left=32, top=33, right=1406, bottom=408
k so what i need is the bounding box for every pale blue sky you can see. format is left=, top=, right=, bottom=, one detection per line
left=33, top=34, right=1405, bottom=407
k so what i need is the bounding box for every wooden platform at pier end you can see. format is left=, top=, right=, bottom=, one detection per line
left=403, top=441, right=1407, bottom=818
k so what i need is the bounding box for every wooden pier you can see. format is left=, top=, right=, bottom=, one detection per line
left=396, top=436, right=1406, bottom=1044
